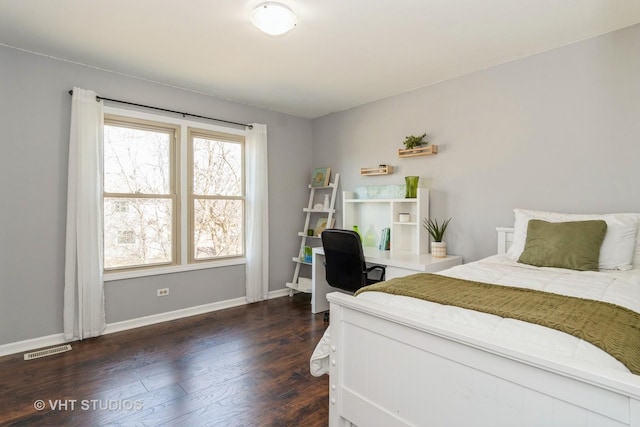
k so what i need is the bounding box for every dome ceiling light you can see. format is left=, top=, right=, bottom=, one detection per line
left=251, top=2, right=297, bottom=35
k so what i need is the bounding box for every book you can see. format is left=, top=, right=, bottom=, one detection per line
left=385, top=228, right=390, bottom=250
left=314, top=217, right=335, bottom=237
left=311, top=167, right=331, bottom=187
left=378, top=227, right=391, bottom=251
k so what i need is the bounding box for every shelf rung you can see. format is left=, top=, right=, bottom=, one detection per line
left=298, top=232, right=320, bottom=238
left=286, top=282, right=312, bottom=293
left=303, top=208, right=335, bottom=213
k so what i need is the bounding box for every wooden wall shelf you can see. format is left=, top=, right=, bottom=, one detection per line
left=360, top=165, right=393, bottom=176
left=398, top=144, right=438, bottom=158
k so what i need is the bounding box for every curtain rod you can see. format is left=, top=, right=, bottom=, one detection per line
left=68, top=90, right=252, bottom=129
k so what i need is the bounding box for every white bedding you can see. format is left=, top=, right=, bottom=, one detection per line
left=310, top=254, right=640, bottom=377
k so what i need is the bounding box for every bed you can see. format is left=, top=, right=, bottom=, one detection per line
left=310, top=209, right=640, bottom=427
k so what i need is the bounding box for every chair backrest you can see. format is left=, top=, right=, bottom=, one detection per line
left=321, top=229, right=367, bottom=293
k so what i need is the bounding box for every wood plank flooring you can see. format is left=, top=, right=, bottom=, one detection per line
left=0, top=294, right=329, bottom=426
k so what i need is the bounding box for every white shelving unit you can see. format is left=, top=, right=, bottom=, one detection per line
left=342, top=188, right=429, bottom=254
left=286, top=173, right=340, bottom=294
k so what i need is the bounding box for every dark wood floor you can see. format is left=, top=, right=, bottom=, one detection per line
left=0, top=294, right=329, bottom=426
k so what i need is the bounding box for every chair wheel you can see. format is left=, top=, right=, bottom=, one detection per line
left=323, top=312, right=330, bottom=322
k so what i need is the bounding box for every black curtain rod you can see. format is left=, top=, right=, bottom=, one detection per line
left=68, top=90, right=252, bottom=129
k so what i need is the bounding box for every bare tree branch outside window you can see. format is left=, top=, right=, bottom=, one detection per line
left=103, top=122, right=174, bottom=269
left=102, top=117, right=245, bottom=271
left=191, top=134, right=244, bottom=260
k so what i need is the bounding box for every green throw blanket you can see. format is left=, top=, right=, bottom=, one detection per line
left=356, top=273, right=640, bottom=375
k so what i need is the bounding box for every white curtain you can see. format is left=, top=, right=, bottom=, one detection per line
left=63, top=87, right=106, bottom=340
left=245, top=123, right=270, bottom=303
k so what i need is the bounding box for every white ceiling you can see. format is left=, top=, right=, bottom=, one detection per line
left=1, top=0, right=640, bottom=119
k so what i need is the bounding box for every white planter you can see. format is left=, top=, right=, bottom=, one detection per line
left=431, top=241, right=447, bottom=258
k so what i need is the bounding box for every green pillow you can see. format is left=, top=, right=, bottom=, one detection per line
left=518, top=219, right=607, bottom=271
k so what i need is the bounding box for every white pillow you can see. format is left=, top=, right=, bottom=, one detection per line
left=634, top=220, right=640, bottom=267
left=507, top=209, right=639, bottom=271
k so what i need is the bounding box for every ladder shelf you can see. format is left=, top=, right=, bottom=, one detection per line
left=286, top=172, right=340, bottom=295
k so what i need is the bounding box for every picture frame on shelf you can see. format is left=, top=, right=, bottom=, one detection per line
left=311, top=167, right=331, bottom=187
left=315, top=217, right=335, bottom=237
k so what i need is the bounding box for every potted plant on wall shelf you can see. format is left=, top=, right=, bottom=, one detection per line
left=403, top=133, right=427, bottom=149
left=423, top=217, right=451, bottom=258
left=398, top=133, right=438, bottom=157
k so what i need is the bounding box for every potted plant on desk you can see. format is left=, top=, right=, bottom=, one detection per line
left=423, top=217, right=451, bottom=258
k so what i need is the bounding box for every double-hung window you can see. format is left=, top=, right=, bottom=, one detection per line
left=103, top=109, right=245, bottom=277
left=188, top=129, right=244, bottom=262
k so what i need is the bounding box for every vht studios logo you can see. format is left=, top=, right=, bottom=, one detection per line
left=34, top=399, right=143, bottom=411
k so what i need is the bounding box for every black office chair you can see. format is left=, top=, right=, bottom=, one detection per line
left=320, top=229, right=386, bottom=294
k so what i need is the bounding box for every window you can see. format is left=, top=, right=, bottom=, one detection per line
left=103, top=117, right=178, bottom=270
left=103, top=111, right=245, bottom=274
left=188, top=129, right=245, bottom=262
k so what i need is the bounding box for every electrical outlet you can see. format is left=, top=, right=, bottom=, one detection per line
left=157, top=288, right=169, bottom=297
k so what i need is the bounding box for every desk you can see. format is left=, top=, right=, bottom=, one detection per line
left=311, top=247, right=462, bottom=313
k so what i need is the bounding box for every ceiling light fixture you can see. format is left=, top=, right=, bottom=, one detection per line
left=251, top=2, right=297, bottom=35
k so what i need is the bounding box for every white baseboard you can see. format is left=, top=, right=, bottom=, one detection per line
left=0, top=289, right=292, bottom=357
left=0, top=333, right=68, bottom=358
left=103, top=296, right=249, bottom=335
left=266, top=288, right=291, bottom=299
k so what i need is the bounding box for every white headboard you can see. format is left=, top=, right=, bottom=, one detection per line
left=496, top=227, right=514, bottom=255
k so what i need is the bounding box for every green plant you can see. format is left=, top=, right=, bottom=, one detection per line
left=422, top=217, right=451, bottom=242
left=403, top=133, right=427, bottom=149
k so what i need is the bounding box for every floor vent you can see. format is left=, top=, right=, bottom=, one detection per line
left=24, top=344, right=72, bottom=360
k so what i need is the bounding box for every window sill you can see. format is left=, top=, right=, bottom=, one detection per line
left=104, top=258, right=246, bottom=282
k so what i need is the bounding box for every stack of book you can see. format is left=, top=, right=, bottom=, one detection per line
left=378, top=227, right=390, bottom=250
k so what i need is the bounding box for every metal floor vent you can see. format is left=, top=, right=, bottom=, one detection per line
left=24, top=344, right=72, bottom=360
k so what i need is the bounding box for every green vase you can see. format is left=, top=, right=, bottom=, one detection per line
left=405, top=176, right=419, bottom=198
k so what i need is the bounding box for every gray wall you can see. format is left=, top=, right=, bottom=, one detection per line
left=0, top=45, right=312, bottom=346
left=3, top=23, right=640, bottom=347
left=312, top=24, right=640, bottom=262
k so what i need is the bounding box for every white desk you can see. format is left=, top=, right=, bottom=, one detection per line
left=311, top=247, right=462, bottom=313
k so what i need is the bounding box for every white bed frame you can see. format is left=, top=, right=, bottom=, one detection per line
left=326, top=227, right=640, bottom=426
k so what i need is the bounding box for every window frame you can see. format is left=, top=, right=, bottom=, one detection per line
left=187, top=128, right=246, bottom=264
left=103, top=115, right=180, bottom=271
left=103, top=106, right=246, bottom=282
